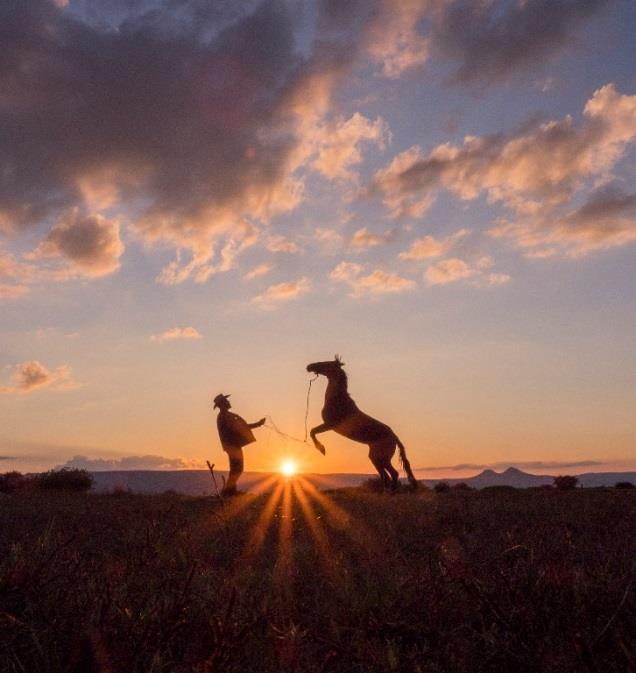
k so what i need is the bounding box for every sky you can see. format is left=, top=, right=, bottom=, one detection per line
left=1, top=0, right=635, bottom=477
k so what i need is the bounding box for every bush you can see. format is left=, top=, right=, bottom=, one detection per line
left=452, top=482, right=473, bottom=492
left=554, top=475, right=579, bottom=491
left=0, top=471, right=28, bottom=493
left=434, top=481, right=451, bottom=493
left=615, top=481, right=635, bottom=489
left=37, top=468, right=94, bottom=492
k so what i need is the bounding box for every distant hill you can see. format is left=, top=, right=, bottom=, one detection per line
left=420, top=467, right=636, bottom=490
left=433, top=467, right=552, bottom=489
left=89, top=467, right=636, bottom=494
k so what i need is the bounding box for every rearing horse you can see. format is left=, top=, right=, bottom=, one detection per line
left=306, top=356, right=418, bottom=490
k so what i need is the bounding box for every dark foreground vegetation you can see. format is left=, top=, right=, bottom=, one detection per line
left=1, top=485, right=635, bottom=673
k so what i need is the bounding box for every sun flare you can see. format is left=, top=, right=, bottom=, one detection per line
left=280, top=460, right=297, bottom=477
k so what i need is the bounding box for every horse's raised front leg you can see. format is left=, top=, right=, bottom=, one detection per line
left=310, top=423, right=330, bottom=455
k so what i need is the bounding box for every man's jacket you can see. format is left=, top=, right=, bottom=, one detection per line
left=217, top=411, right=256, bottom=449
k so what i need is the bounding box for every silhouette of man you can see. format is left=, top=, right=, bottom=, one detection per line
left=213, top=393, right=265, bottom=496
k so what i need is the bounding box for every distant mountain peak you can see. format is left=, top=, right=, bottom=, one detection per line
left=503, top=467, right=523, bottom=474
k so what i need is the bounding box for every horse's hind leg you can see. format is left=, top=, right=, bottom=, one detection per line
left=386, top=461, right=399, bottom=491
left=370, top=442, right=397, bottom=491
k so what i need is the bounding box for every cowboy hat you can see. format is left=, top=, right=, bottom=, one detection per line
left=213, top=393, right=231, bottom=408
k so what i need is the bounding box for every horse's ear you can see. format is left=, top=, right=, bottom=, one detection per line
left=334, top=354, right=344, bottom=366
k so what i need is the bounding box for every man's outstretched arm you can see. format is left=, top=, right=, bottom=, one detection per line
left=248, top=417, right=266, bottom=428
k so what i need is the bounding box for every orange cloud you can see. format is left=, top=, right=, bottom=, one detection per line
left=266, top=235, right=301, bottom=254
left=1, top=360, right=76, bottom=394
left=331, top=261, right=415, bottom=296
left=244, top=263, right=274, bottom=281
left=311, top=113, right=390, bottom=181
left=425, top=257, right=511, bottom=286
left=252, top=277, right=311, bottom=309
left=374, top=85, right=636, bottom=219
left=150, top=327, right=203, bottom=343
left=30, top=210, right=123, bottom=278
left=0, top=284, right=29, bottom=300
left=399, top=228, right=469, bottom=259
left=490, top=187, right=636, bottom=258
left=350, top=227, right=398, bottom=249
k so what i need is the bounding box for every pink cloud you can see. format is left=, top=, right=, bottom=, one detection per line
left=1, top=360, right=77, bottom=394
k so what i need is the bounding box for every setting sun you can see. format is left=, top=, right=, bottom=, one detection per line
left=280, top=460, right=297, bottom=477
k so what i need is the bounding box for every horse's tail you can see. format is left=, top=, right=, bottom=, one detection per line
left=395, top=435, right=418, bottom=489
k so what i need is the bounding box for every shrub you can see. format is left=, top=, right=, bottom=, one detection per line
left=37, top=468, right=94, bottom=492
left=0, top=471, right=27, bottom=493
left=554, top=475, right=579, bottom=491
left=615, top=481, right=635, bottom=489
left=434, top=481, right=451, bottom=493
left=452, top=482, right=472, bottom=492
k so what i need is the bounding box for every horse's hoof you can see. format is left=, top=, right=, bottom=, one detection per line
left=317, top=444, right=326, bottom=455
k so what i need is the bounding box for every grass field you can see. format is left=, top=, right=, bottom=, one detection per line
left=1, top=483, right=635, bottom=673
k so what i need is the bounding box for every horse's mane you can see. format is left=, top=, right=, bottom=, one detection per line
left=335, top=365, right=348, bottom=388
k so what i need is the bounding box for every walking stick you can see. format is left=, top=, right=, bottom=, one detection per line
left=206, top=460, right=223, bottom=499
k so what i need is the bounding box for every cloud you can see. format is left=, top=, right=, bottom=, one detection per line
left=320, top=0, right=607, bottom=83
left=266, top=235, right=301, bottom=254
left=364, top=0, right=431, bottom=78
left=0, top=0, right=621, bottom=293
left=314, top=227, right=345, bottom=253
left=0, top=284, right=30, bottom=300
left=416, top=460, right=606, bottom=472
left=399, top=228, right=469, bottom=259
left=372, top=85, right=636, bottom=220
left=425, top=258, right=475, bottom=285
left=150, top=327, right=202, bottom=343
left=252, top=277, right=310, bottom=309
left=330, top=261, right=415, bottom=296
left=57, top=454, right=202, bottom=471
left=433, top=0, right=610, bottom=84
left=0, top=360, right=76, bottom=394
left=425, top=257, right=510, bottom=286
left=244, top=263, right=274, bottom=281
left=350, top=227, right=397, bottom=248
left=490, top=185, right=636, bottom=258
left=0, top=0, right=380, bottom=285
left=0, top=456, right=17, bottom=461
left=481, top=272, right=512, bottom=287
left=311, top=113, right=390, bottom=181
left=156, top=226, right=259, bottom=285
left=29, top=210, right=124, bottom=278
left=372, top=84, right=636, bottom=262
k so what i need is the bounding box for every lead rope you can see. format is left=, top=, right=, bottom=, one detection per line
left=265, top=374, right=318, bottom=445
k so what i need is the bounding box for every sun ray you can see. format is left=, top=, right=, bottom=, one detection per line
left=298, top=478, right=381, bottom=556
left=208, top=473, right=280, bottom=527
left=293, top=479, right=344, bottom=586
left=240, top=478, right=285, bottom=564
left=274, top=480, right=295, bottom=600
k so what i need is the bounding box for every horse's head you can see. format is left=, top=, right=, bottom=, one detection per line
left=306, top=355, right=345, bottom=377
